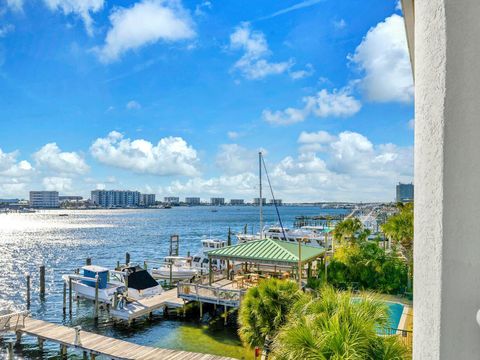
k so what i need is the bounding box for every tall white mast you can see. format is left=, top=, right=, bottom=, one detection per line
left=259, top=151, right=263, bottom=239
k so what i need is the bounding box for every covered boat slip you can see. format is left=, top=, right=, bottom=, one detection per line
left=177, top=239, right=325, bottom=307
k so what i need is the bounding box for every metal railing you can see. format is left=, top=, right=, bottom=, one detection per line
left=380, top=327, right=413, bottom=348
left=0, top=311, right=29, bottom=332
left=177, top=282, right=246, bottom=306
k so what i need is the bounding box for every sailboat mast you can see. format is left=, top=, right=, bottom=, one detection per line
left=259, top=151, right=263, bottom=239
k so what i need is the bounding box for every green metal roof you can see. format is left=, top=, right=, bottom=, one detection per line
left=207, top=238, right=325, bottom=265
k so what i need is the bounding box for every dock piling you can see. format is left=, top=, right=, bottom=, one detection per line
left=94, top=275, right=99, bottom=320
left=68, top=277, right=73, bottom=315
left=125, top=252, right=130, bottom=265
left=7, top=341, right=13, bottom=360
left=26, top=273, right=31, bottom=310
left=38, top=338, right=44, bottom=351
left=86, top=258, right=92, bottom=266
left=63, top=281, right=67, bottom=314
left=39, top=265, right=45, bottom=298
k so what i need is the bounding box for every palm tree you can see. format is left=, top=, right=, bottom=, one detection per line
left=333, top=218, right=364, bottom=245
left=381, top=203, right=413, bottom=290
left=238, top=278, right=302, bottom=358
left=271, top=286, right=408, bottom=359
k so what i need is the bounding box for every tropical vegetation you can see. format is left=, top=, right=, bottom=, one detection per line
left=381, top=203, right=414, bottom=289
left=238, top=280, right=408, bottom=359
left=327, top=218, right=409, bottom=294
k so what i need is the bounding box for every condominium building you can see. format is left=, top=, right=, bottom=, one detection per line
left=269, top=199, right=283, bottom=206
left=230, top=199, right=244, bottom=205
left=253, top=198, right=267, bottom=206
left=59, top=196, right=83, bottom=203
left=210, top=197, right=225, bottom=206
left=29, top=191, right=59, bottom=208
left=91, top=190, right=140, bottom=208
left=140, top=194, right=156, bottom=207
left=185, top=197, right=201, bottom=205
left=396, top=183, right=414, bottom=203
left=164, top=197, right=180, bottom=205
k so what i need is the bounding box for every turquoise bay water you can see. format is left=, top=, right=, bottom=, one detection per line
left=0, top=206, right=347, bottom=359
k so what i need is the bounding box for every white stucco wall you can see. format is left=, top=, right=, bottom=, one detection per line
left=414, top=0, right=480, bottom=358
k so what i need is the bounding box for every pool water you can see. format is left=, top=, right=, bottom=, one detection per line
left=386, top=302, right=404, bottom=329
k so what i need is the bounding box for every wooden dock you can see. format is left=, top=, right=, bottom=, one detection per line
left=110, top=288, right=185, bottom=322
left=18, top=317, right=234, bottom=360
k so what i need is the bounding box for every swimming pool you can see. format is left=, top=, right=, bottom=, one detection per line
left=386, top=302, right=405, bottom=329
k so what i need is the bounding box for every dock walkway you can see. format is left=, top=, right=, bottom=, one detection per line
left=110, top=288, right=184, bottom=322
left=19, top=317, right=234, bottom=360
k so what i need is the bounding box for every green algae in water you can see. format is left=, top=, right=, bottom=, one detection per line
left=154, top=323, right=253, bottom=359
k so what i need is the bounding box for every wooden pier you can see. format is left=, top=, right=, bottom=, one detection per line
left=110, top=288, right=185, bottom=322
left=16, top=317, right=234, bottom=360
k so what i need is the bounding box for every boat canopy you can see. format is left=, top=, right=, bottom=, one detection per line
left=121, top=266, right=159, bottom=290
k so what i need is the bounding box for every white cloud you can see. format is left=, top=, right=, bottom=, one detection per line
left=408, top=118, right=414, bottom=130
left=227, top=131, right=240, bottom=140
left=95, top=0, right=196, bottom=63
left=350, top=14, right=413, bottom=103
left=395, top=0, right=402, bottom=11
left=0, top=24, right=14, bottom=38
left=333, top=19, right=346, bottom=30
left=263, top=88, right=361, bottom=125
left=194, top=0, right=211, bottom=16
left=126, top=100, right=141, bottom=110
left=33, top=143, right=89, bottom=175
left=5, top=0, right=23, bottom=12
left=43, top=0, right=104, bottom=36
left=215, top=144, right=258, bottom=175
left=230, top=22, right=293, bottom=80
left=162, top=130, right=413, bottom=202
left=0, top=148, right=33, bottom=197
left=42, top=176, right=72, bottom=192
left=289, top=63, right=314, bottom=80
left=259, top=0, right=324, bottom=20
left=90, top=131, right=200, bottom=176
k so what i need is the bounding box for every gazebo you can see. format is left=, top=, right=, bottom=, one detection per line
left=207, top=238, right=325, bottom=286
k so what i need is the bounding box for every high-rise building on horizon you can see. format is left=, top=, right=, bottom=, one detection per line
left=164, top=197, right=180, bottom=205
left=396, top=183, right=414, bottom=203
left=210, top=197, right=225, bottom=206
left=91, top=190, right=140, bottom=208
left=30, top=191, right=59, bottom=208
left=253, top=198, right=267, bottom=206
left=185, top=197, right=201, bottom=205
left=269, top=199, right=283, bottom=206
left=230, top=199, right=244, bottom=205
left=140, top=194, right=156, bottom=207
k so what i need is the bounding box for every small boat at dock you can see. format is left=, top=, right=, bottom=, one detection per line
left=151, top=256, right=199, bottom=281
left=63, top=265, right=163, bottom=304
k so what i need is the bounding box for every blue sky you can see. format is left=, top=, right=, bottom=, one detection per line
left=0, top=0, right=413, bottom=202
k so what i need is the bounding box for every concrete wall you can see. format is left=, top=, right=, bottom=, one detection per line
left=414, top=0, right=480, bottom=358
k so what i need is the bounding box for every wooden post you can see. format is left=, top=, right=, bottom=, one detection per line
left=86, top=258, right=92, bottom=266
left=169, top=262, right=173, bottom=286
left=94, top=275, right=99, bottom=320
left=7, top=341, right=13, bottom=360
left=116, top=260, right=120, bottom=269
left=224, top=305, right=227, bottom=325
left=15, top=331, right=21, bottom=344
left=144, top=260, right=147, bottom=270
left=38, top=338, right=44, bottom=351
left=68, top=277, right=73, bottom=315
left=208, top=260, right=212, bottom=285
left=199, top=301, right=203, bottom=320
left=91, top=353, right=96, bottom=360
left=60, top=344, right=67, bottom=359
left=39, top=265, right=45, bottom=298
left=183, top=299, right=186, bottom=318
left=113, top=291, right=118, bottom=309
left=26, top=273, right=31, bottom=310
left=63, top=281, right=67, bottom=314
left=82, top=351, right=88, bottom=360
left=125, top=252, right=130, bottom=265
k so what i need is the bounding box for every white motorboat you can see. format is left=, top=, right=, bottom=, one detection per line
left=151, top=256, right=199, bottom=281
left=191, top=239, right=227, bottom=273
left=62, top=265, right=163, bottom=304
